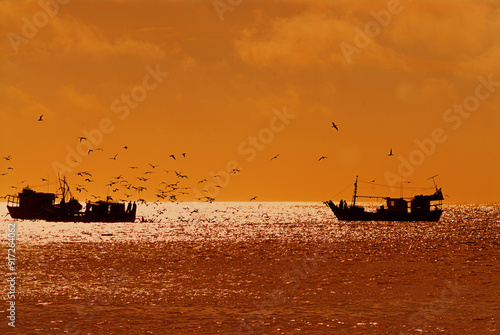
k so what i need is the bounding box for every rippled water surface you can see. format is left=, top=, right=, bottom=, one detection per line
left=1, top=203, right=499, bottom=334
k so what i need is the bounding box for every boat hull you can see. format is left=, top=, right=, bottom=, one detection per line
left=324, top=201, right=442, bottom=222
left=7, top=206, right=46, bottom=220
left=42, top=209, right=136, bottom=223
left=7, top=206, right=136, bottom=223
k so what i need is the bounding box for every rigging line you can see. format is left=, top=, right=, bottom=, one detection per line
left=357, top=180, right=435, bottom=189
left=328, top=181, right=353, bottom=200
left=28, top=181, right=59, bottom=188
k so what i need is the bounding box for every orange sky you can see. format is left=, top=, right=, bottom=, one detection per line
left=1, top=0, right=499, bottom=203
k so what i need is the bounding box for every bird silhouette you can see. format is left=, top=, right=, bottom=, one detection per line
left=270, top=154, right=280, bottom=161
left=87, top=149, right=93, bottom=155
left=388, top=149, right=393, bottom=156
left=181, top=153, right=186, bottom=158
left=318, top=156, right=327, bottom=161
left=3, top=155, right=12, bottom=160
left=123, top=146, right=128, bottom=150
left=169, top=154, right=176, bottom=160
left=38, top=115, right=44, bottom=121
left=250, top=196, right=257, bottom=201
left=109, top=154, right=118, bottom=160
left=331, top=122, right=338, bottom=130
left=149, top=163, right=158, bottom=168
left=77, top=137, right=87, bottom=142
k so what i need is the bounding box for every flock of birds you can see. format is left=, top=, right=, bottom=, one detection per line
left=1, top=116, right=397, bottom=204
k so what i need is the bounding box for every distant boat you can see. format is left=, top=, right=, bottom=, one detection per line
left=324, top=176, right=443, bottom=222
left=6, top=178, right=136, bottom=222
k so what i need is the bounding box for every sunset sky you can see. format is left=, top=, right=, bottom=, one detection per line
left=1, top=0, right=499, bottom=203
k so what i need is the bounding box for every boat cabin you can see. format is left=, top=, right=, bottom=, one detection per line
left=7, top=188, right=55, bottom=210
left=386, top=198, right=408, bottom=212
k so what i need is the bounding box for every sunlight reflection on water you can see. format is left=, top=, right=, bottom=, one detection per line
left=1, top=203, right=500, bottom=334
left=1, top=202, right=499, bottom=245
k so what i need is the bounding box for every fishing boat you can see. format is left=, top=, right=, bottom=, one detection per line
left=6, top=178, right=136, bottom=222
left=324, top=176, right=443, bottom=222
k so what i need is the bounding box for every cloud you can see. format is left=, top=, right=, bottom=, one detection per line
left=46, top=17, right=166, bottom=60
left=59, top=85, right=102, bottom=110
left=394, top=78, right=458, bottom=103
left=234, top=0, right=500, bottom=76
left=234, top=12, right=354, bottom=67
left=5, top=85, right=53, bottom=118
left=384, top=1, right=500, bottom=62
left=0, top=0, right=166, bottom=60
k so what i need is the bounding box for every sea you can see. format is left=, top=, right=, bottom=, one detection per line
left=0, top=202, right=499, bottom=334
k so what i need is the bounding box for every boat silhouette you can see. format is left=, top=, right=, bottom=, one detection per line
left=6, top=178, right=136, bottom=222
left=324, top=176, right=443, bottom=222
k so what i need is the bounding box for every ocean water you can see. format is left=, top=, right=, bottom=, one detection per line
left=1, top=202, right=499, bottom=334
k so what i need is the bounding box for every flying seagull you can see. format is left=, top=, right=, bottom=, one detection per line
left=250, top=196, right=257, bottom=201
left=270, top=154, right=280, bottom=161
left=38, top=115, right=44, bottom=121
left=77, top=137, right=87, bottom=142
left=169, top=154, right=176, bottom=160
left=331, top=122, right=338, bottom=131
left=318, top=156, right=327, bottom=161
left=388, top=149, right=393, bottom=156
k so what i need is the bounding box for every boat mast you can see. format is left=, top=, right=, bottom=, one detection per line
left=400, top=172, right=403, bottom=198
left=57, top=175, right=66, bottom=202
left=352, top=175, right=358, bottom=206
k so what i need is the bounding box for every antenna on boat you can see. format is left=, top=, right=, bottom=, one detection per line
left=398, top=165, right=404, bottom=199
left=352, top=175, right=358, bottom=206
left=427, top=174, right=439, bottom=191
